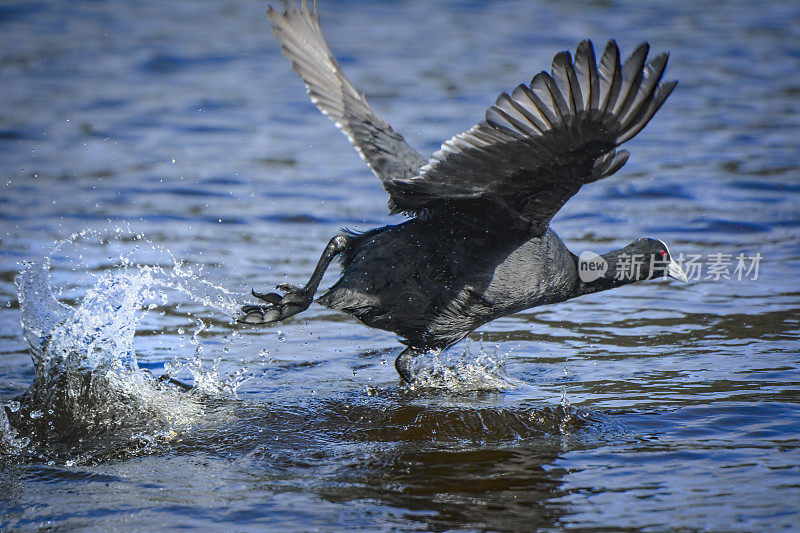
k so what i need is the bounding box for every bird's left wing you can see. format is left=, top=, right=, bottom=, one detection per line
left=268, top=1, right=428, bottom=206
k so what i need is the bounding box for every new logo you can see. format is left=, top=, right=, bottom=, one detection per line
left=577, top=251, right=608, bottom=282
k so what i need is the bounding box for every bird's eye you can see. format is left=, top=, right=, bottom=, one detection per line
left=659, top=250, right=667, bottom=258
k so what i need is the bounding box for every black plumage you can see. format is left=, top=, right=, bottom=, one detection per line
left=241, top=1, right=688, bottom=383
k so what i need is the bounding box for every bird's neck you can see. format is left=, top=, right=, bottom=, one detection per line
left=572, top=247, right=646, bottom=297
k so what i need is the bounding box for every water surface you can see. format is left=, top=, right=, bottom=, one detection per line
left=1, top=0, right=799, bottom=530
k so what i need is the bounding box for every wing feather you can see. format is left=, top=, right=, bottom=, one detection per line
left=613, top=43, right=650, bottom=119
left=598, top=41, right=623, bottom=115
left=574, top=40, right=600, bottom=112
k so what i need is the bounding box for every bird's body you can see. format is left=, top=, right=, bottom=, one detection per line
left=240, top=1, right=688, bottom=382
left=318, top=219, right=576, bottom=349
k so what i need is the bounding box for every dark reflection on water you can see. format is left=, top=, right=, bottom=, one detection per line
left=2, top=0, right=800, bottom=530
left=320, top=444, right=568, bottom=531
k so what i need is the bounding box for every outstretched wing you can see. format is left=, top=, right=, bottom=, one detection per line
left=268, top=1, right=427, bottom=200
left=386, top=40, right=677, bottom=233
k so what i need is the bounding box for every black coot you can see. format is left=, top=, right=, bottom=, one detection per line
left=241, top=1, right=688, bottom=383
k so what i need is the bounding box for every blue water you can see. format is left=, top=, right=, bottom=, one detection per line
left=1, top=0, right=799, bottom=530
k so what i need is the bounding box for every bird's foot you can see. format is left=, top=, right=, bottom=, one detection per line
left=395, top=348, right=417, bottom=385
left=238, top=284, right=312, bottom=324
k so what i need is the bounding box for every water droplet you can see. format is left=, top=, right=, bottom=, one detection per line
left=30, top=410, right=42, bottom=419
left=276, top=331, right=286, bottom=343
left=5, top=401, right=20, bottom=413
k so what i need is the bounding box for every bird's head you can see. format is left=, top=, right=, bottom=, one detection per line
left=612, top=238, right=689, bottom=283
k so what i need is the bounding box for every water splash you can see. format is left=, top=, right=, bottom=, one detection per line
left=408, top=345, right=518, bottom=392
left=1, top=404, right=28, bottom=456
left=7, top=229, right=251, bottom=461
left=164, top=318, right=255, bottom=396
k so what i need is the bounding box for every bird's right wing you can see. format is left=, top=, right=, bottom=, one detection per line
left=385, top=40, right=676, bottom=232
left=268, top=1, right=427, bottom=206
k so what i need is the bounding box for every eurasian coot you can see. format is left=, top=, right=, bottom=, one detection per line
left=241, top=1, right=688, bottom=383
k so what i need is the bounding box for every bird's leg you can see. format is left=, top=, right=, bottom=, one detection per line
left=239, top=235, right=350, bottom=324
left=395, top=346, right=423, bottom=384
